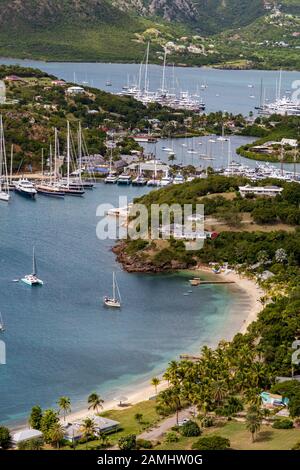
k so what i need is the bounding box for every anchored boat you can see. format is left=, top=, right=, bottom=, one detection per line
left=21, top=247, right=43, bottom=286
left=104, top=272, right=121, bottom=308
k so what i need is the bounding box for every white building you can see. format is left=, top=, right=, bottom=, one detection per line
left=63, top=416, right=120, bottom=443
left=239, top=185, right=283, bottom=198
left=66, top=86, right=85, bottom=95
left=12, top=428, right=43, bottom=445
left=0, top=80, right=6, bottom=104
left=281, top=138, right=298, bottom=148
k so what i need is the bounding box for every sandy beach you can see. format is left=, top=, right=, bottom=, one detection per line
left=10, top=268, right=264, bottom=432
left=193, top=266, right=264, bottom=335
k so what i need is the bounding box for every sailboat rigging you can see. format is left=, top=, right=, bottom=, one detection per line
left=104, top=272, right=121, bottom=308
left=21, top=247, right=44, bottom=286
left=0, top=115, right=10, bottom=202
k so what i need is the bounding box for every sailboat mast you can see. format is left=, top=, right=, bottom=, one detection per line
left=162, top=49, right=167, bottom=94
left=10, top=144, right=13, bottom=181
left=113, top=272, right=116, bottom=299
left=54, top=128, right=58, bottom=179
left=32, top=247, right=37, bottom=276
left=144, top=42, right=150, bottom=93
left=0, top=116, right=3, bottom=191
left=78, top=121, right=82, bottom=181
left=49, top=142, right=53, bottom=185
left=0, top=115, right=9, bottom=194
left=67, top=121, right=70, bottom=188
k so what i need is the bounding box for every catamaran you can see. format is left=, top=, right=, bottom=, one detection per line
left=104, top=272, right=121, bottom=308
left=21, top=247, right=44, bottom=286
left=0, top=312, right=5, bottom=332
left=0, top=115, right=10, bottom=202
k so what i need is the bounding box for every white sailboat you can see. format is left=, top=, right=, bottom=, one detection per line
left=104, top=272, right=121, bottom=308
left=0, top=115, right=10, bottom=202
left=0, top=312, right=5, bottom=332
left=21, top=247, right=44, bottom=286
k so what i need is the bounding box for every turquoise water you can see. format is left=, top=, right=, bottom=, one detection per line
left=0, top=184, right=246, bottom=426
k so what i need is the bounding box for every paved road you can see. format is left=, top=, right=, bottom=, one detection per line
left=138, top=407, right=194, bottom=441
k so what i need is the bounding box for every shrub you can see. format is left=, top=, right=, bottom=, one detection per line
left=291, top=441, right=300, bottom=450
left=0, top=426, right=11, bottom=449
left=180, top=420, right=201, bottom=437
left=272, top=419, right=294, bottom=429
left=136, top=439, right=153, bottom=449
left=17, top=438, right=44, bottom=450
left=192, top=435, right=230, bottom=450
left=118, top=434, right=136, bottom=451
left=201, top=416, right=215, bottom=428
left=165, top=431, right=179, bottom=443
left=171, top=425, right=180, bottom=432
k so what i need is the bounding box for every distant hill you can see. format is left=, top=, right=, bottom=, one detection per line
left=0, top=0, right=299, bottom=69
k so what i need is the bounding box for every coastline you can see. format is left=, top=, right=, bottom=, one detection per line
left=8, top=268, right=264, bottom=433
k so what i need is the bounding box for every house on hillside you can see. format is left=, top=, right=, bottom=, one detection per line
left=66, top=86, right=85, bottom=95
left=239, top=185, right=283, bottom=198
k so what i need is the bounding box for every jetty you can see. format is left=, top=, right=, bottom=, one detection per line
left=198, top=280, right=235, bottom=285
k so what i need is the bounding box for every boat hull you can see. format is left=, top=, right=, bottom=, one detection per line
left=37, top=188, right=65, bottom=198
left=103, top=298, right=121, bottom=308
left=15, top=188, right=36, bottom=199
left=21, top=277, right=44, bottom=286
left=0, top=191, right=10, bottom=201
left=59, top=188, right=85, bottom=197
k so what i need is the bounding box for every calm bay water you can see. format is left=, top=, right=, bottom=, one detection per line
left=0, top=184, right=249, bottom=426
left=0, top=58, right=299, bottom=115
left=0, top=60, right=277, bottom=425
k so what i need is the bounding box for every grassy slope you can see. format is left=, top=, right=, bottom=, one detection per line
left=61, top=399, right=300, bottom=450
left=157, top=421, right=300, bottom=450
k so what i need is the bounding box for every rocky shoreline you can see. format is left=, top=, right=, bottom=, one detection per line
left=112, top=241, right=192, bottom=273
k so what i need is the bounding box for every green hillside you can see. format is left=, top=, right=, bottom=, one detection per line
left=0, top=1, right=299, bottom=68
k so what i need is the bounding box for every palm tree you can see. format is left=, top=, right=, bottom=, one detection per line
left=57, top=396, right=71, bottom=422
left=151, top=377, right=160, bottom=395
left=212, top=380, right=228, bottom=407
left=157, top=386, right=182, bottom=425
left=49, top=422, right=65, bottom=449
left=81, top=417, right=96, bottom=448
left=87, top=393, right=104, bottom=414
left=246, top=410, right=262, bottom=443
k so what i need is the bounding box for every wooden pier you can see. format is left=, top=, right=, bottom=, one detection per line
left=198, top=280, right=235, bottom=285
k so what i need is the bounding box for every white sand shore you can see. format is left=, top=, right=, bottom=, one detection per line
left=193, top=266, right=264, bottom=335
left=10, top=268, right=264, bottom=432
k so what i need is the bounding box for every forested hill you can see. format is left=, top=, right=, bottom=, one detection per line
left=0, top=1, right=299, bottom=68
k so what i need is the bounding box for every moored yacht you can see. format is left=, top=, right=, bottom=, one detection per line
left=159, top=171, right=173, bottom=187
left=132, top=174, right=147, bottom=186
left=36, top=183, right=65, bottom=198
left=173, top=172, right=185, bottom=185
left=15, top=179, right=37, bottom=199
left=105, top=173, right=118, bottom=184
left=117, top=173, right=132, bottom=185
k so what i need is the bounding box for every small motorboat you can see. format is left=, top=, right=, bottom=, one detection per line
left=189, top=278, right=201, bottom=286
